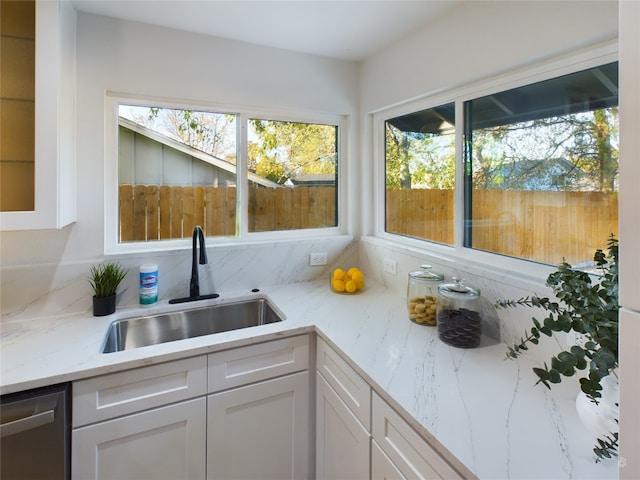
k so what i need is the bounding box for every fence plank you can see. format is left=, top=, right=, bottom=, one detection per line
left=204, top=187, right=215, bottom=237
left=146, top=185, right=159, bottom=241
left=194, top=186, right=205, bottom=231
left=171, top=186, right=183, bottom=239
left=183, top=186, right=195, bottom=235
left=225, top=187, right=236, bottom=235
left=133, top=185, right=147, bottom=241
left=274, top=187, right=288, bottom=231
left=119, top=184, right=134, bottom=242
left=159, top=185, right=171, bottom=240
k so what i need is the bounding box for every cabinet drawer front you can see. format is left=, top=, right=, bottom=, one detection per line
left=372, top=392, right=464, bottom=480
left=208, top=334, right=309, bottom=392
left=372, top=439, right=406, bottom=480
left=72, top=397, right=206, bottom=480
left=73, top=356, right=207, bottom=426
left=316, top=337, right=371, bottom=429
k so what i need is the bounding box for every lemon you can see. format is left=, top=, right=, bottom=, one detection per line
left=350, top=270, right=364, bottom=283
left=347, top=267, right=361, bottom=279
left=355, top=278, right=365, bottom=290
left=331, top=278, right=346, bottom=292
left=332, top=268, right=346, bottom=280
left=345, top=280, right=357, bottom=293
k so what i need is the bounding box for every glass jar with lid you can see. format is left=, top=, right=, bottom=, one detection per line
left=407, top=265, right=444, bottom=326
left=437, top=277, right=482, bottom=348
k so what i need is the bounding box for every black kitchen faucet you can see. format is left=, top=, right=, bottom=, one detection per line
left=169, top=225, right=219, bottom=304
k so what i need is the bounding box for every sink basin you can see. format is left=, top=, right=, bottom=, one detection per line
left=101, top=297, right=284, bottom=353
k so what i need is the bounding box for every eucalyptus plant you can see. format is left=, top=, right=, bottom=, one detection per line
left=89, top=262, right=128, bottom=298
left=496, top=235, right=618, bottom=461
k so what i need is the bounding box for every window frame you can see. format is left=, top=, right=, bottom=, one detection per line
left=373, top=42, right=618, bottom=282
left=105, top=93, right=347, bottom=255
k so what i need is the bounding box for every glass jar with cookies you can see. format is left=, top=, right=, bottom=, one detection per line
left=407, top=265, right=444, bottom=326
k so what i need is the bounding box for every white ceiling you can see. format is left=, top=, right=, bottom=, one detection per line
left=71, top=0, right=459, bottom=61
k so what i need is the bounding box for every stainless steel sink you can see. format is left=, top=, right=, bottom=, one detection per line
left=101, top=297, right=284, bottom=353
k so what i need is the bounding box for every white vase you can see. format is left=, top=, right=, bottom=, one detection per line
left=575, top=374, right=619, bottom=436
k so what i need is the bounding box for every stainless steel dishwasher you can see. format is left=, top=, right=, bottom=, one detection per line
left=0, top=383, right=70, bottom=480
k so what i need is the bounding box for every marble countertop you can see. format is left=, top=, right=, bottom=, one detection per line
left=0, top=280, right=618, bottom=479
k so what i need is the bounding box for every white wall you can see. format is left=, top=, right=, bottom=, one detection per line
left=0, top=12, right=360, bottom=318
left=360, top=0, right=618, bottom=114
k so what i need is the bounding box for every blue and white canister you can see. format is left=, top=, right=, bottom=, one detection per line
left=140, top=264, right=158, bottom=305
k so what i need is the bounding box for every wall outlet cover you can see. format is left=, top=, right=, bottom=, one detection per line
left=310, top=252, right=328, bottom=266
left=383, top=258, right=397, bottom=275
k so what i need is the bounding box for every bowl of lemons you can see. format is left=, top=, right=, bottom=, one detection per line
left=330, top=267, right=365, bottom=294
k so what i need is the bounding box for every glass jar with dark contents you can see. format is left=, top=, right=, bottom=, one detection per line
left=437, top=277, right=482, bottom=348
left=407, top=265, right=444, bottom=326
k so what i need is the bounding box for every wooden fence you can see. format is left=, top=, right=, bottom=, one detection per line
left=120, top=184, right=617, bottom=265
left=470, top=189, right=618, bottom=265
left=119, top=184, right=336, bottom=241
left=386, top=188, right=618, bottom=265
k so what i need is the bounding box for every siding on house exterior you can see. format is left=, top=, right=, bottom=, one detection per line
left=118, top=124, right=236, bottom=187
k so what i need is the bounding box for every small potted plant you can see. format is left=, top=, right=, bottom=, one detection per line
left=89, top=261, right=128, bottom=316
left=496, top=235, right=618, bottom=461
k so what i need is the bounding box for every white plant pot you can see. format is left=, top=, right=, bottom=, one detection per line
left=575, top=373, right=619, bottom=436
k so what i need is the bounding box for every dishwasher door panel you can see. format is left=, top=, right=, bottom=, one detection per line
left=0, top=383, right=70, bottom=480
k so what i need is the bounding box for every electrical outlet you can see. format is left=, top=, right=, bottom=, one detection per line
left=310, top=252, right=328, bottom=266
left=383, top=258, right=397, bottom=275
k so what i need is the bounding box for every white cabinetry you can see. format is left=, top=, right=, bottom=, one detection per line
left=72, top=357, right=207, bottom=480
left=371, top=392, right=464, bottom=480
left=71, top=335, right=311, bottom=480
left=1, top=0, right=76, bottom=230
left=73, top=398, right=206, bottom=479
left=316, top=337, right=371, bottom=480
left=371, top=440, right=405, bottom=479
left=207, top=335, right=310, bottom=480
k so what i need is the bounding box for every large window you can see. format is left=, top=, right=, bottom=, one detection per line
left=382, top=60, right=618, bottom=268
left=465, top=62, right=618, bottom=266
left=116, top=104, right=339, bottom=244
left=385, top=103, right=455, bottom=244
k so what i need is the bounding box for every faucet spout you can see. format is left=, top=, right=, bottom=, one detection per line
left=190, top=226, right=207, bottom=299
left=168, top=226, right=219, bottom=305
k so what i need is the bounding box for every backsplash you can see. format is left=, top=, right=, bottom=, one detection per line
left=0, top=236, right=356, bottom=322
left=1, top=234, right=568, bottom=366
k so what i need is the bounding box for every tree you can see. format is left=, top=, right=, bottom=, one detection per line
left=385, top=122, right=455, bottom=189
left=127, top=106, right=236, bottom=159
left=248, top=120, right=337, bottom=184
left=471, top=108, right=619, bottom=192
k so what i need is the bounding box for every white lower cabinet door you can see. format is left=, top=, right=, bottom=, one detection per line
left=316, top=373, right=370, bottom=480
left=72, top=397, right=206, bottom=480
left=371, top=440, right=405, bottom=480
left=207, top=371, right=310, bottom=480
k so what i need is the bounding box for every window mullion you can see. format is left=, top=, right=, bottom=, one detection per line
left=454, top=99, right=466, bottom=250
left=237, top=113, right=248, bottom=237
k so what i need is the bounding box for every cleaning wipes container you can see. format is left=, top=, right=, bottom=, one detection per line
left=140, top=264, right=158, bottom=305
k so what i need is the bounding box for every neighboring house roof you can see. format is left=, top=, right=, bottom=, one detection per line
left=119, top=117, right=281, bottom=188
left=486, top=157, right=589, bottom=191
